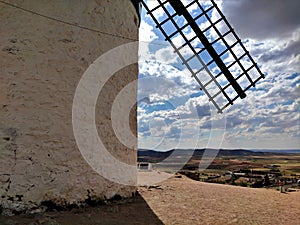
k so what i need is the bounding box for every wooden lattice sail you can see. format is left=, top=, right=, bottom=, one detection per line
left=141, top=0, right=265, bottom=113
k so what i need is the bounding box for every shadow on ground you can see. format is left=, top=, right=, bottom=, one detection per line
left=0, top=193, right=164, bottom=225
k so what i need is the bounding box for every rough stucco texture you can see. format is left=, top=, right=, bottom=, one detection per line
left=0, top=0, right=138, bottom=208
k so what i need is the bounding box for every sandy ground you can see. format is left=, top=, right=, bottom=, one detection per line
left=139, top=173, right=300, bottom=225
left=138, top=170, right=173, bottom=186
left=1, top=172, right=299, bottom=225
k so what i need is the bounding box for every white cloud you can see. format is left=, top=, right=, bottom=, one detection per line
left=138, top=0, right=300, bottom=150
left=154, top=46, right=179, bottom=64
left=139, top=20, right=158, bottom=42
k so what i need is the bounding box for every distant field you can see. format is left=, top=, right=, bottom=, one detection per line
left=138, top=149, right=300, bottom=177
left=150, top=154, right=300, bottom=177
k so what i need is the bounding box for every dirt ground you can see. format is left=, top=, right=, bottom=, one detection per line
left=0, top=193, right=163, bottom=225
left=1, top=172, right=299, bottom=225
left=139, top=174, right=300, bottom=225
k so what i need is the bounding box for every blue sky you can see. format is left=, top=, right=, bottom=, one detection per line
left=137, top=0, right=300, bottom=150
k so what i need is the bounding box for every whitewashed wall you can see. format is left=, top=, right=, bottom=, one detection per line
left=0, top=0, right=138, bottom=210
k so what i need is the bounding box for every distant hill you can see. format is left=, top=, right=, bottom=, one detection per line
left=138, top=148, right=300, bottom=162
left=251, top=149, right=300, bottom=154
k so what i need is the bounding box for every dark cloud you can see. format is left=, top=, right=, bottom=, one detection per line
left=221, top=0, right=300, bottom=40
left=260, top=39, right=300, bottom=62
left=195, top=105, right=211, bottom=117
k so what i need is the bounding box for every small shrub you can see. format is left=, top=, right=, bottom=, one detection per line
left=240, top=181, right=248, bottom=187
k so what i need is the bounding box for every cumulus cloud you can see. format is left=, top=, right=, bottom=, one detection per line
left=259, top=38, right=300, bottom=63
left=139, top=20, right=158, bottom=42
left=138, top=89, right=228, bottom=149
left=138, top=0, right=300, bottom=150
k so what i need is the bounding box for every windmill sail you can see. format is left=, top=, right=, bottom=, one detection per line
left=141, top=0, right=265, bottom=113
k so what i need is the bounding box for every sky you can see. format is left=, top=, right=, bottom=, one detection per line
left=137, top=0, right=300, bottom=151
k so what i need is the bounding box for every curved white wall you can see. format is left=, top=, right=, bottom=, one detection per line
left=0, top=0, right=138, bottom=209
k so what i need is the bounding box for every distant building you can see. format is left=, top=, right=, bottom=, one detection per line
left=138, top=162, right=153, bottom=171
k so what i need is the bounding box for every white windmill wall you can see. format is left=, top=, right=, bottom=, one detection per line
left=0, top=0, right=138, bottom=209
